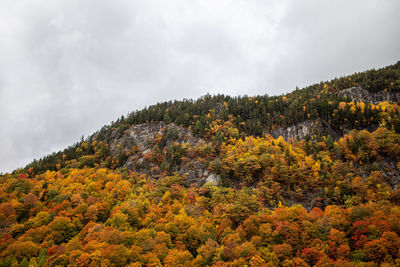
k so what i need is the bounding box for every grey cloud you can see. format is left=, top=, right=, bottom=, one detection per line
left=0, top=0, right=399, bottom=172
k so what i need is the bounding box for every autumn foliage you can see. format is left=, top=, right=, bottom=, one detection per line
left=1, top=62, right=400, bottom=266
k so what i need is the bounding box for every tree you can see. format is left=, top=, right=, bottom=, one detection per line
left=48, top=217, right=76, bottom=244
left=163, top=249, right=193, bottom=266
left=4, top=241, right=39, bottom=262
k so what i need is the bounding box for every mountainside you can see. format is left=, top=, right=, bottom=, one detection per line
left=1, top=61, right=400, bottom=266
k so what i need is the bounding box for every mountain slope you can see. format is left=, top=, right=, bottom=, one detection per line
left=25, top=60, right=400, bottom=175
left=1, top=61, right=400, bottom=266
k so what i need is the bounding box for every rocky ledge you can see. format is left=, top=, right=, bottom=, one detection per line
left=338, top=86, right=400, bottom=104
left=109, top=122, right=220, bottom=186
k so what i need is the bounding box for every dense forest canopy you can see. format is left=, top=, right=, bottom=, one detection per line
left=1, top=61, right=400, bottom=266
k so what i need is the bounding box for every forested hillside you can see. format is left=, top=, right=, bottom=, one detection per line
left=26, top=60, right=400, bottom=174
left=1, top=61, right=400, bottom=266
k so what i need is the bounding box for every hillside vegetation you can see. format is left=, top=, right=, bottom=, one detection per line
left=1, top=61, right=400, bottom=266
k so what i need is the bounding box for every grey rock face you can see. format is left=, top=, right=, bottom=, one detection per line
left=205, top=173, right=221, bottom=186
left=271, top=86, right=400, bottom=141
left=110, top=122, right=216, bottom=186
left=271, top=120, right=323, bottom=140
left=110, top=121, right=165, bottom=157
left=177, top=160, right=209, bottom=186
left=339, top=86, right=400, bottom=104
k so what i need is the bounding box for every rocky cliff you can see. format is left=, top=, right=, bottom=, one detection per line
left=108, top=122, right=220, bottom=186
left=272, top=86, right=399, bottom=141
left=338, top=86, right=400, bottom=104
left=271, top=120, right=323, bottom=140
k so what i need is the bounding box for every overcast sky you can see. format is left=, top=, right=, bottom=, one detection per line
left=0, top=0, right=399, bottom=173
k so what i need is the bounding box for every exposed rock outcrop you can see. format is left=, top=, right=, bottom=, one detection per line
left=109, top=122, right=220, bottom=186
left=338, top=86, right=400, bottom=104
left=205, top=173, right=221, bottom=186
left=271, top=86, right=400, bottom=141
left=110, top=122, right=165, bottom=157
left=271, top=120, right=323, bottom=140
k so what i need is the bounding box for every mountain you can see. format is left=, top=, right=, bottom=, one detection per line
left=1, top=61, right=400, bottom=266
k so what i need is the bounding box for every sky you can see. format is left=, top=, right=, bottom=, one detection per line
left=0, top=0, right=399, bottom=173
